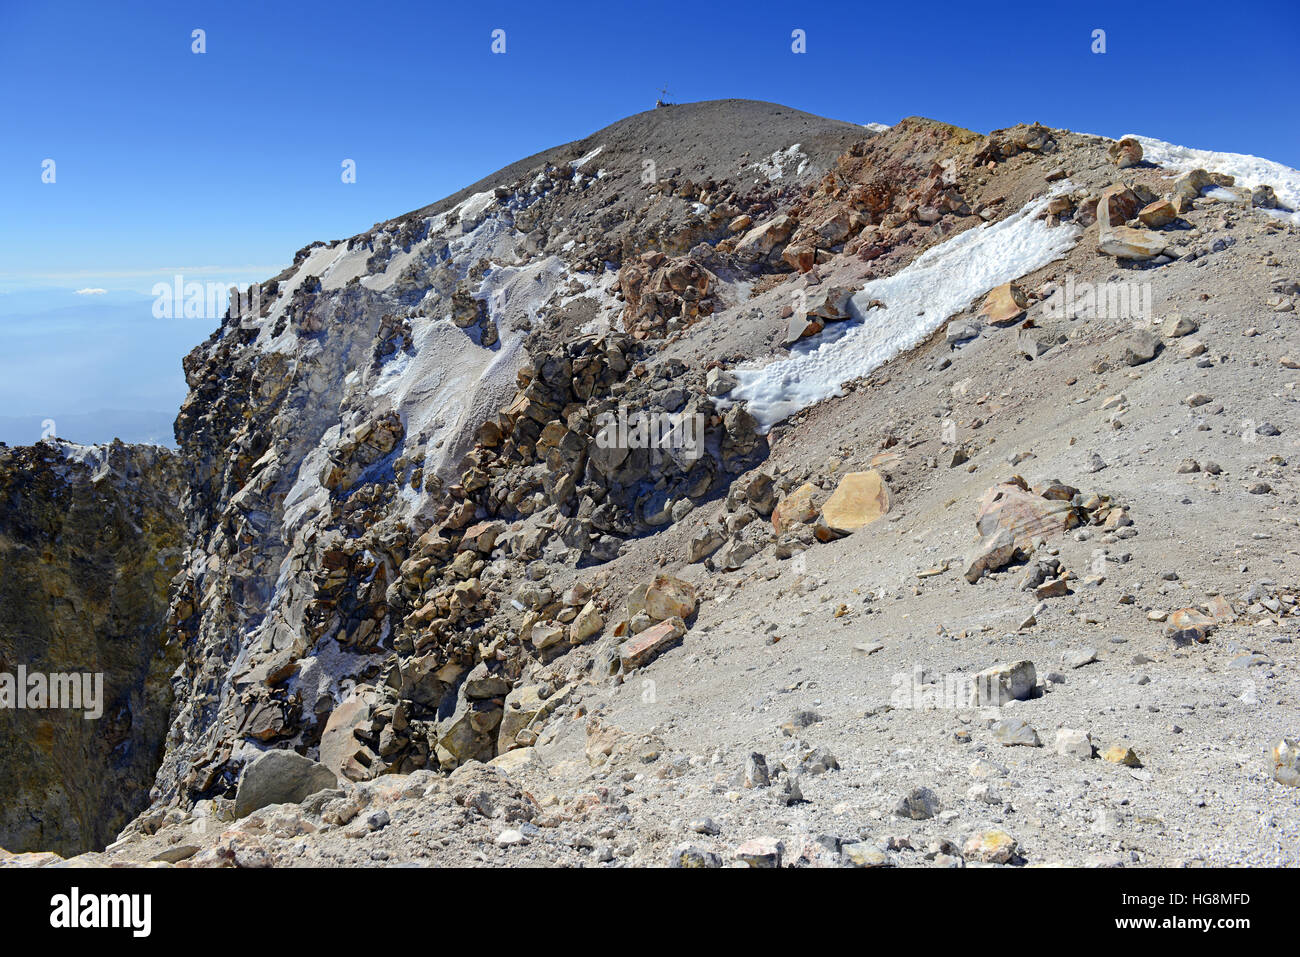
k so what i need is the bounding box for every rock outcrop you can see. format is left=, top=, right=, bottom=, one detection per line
left=0, top=440, right=182, bottom=854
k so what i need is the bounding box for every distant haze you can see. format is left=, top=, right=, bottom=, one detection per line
left=0, top=289, right=211, bottom=447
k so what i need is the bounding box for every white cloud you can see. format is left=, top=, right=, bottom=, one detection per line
left=74, top=288, right=108, bottom=295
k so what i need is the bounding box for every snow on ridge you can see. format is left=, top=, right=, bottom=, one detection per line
left=1124, top=133, right=1300, bottom=225
left=730, top=187, right=1081, bottom=431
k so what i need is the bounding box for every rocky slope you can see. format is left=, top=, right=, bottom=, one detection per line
left=0, top=440, right=182, bottom=855
left=4, top=99, right=1299, bottom=868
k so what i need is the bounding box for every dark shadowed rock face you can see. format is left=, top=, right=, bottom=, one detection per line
left=0, top=440, right=183, bottom=855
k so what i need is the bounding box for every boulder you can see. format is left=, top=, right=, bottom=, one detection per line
left=620, top=616, right=687, bottom=670
left=1098, top=224, right=1168, bottom=260
left=687, top=525, right=726, bottom=563
left=783, top=312, right=824, bottom=345
left=705, top=367, right=737, bottom=396
left=1272, top=739, right=1300, bottom=787
left=498, top=683, right=571, bottom=752
left=1138, top=200, right=1177, bottom=228
left=1165, top=607, right=1216, bottom=645
left=975, top=478, right=1078, bottom=551
left=1108, top=137, right=1143, bottom=169
left=963, top=830, right=1018, bottom=864
left=782, top=244, right=816, bottom=273
left=569, top=601, right=604, bottom=644
left=1097, top=185, right=1141, bottom=227
left=814, top=470, right=891, bottom=540
left=772, top=482, right=819, bottom=532
left=964, top=527, right=1018, bottom=583
left=644, top=574, right=698, bottom=621
left=734, top=215, right=796, bottom=261
left=1055, top=728, right=1094, bottom=759
left=979, top=282, right=1028, bottom=325
left=1170, top=169, right=1213, bottom=206
left=234, top=750, right=339, bottom=818
left=319, top=696, right=378, bottom=782
left=1122, top=330, right=1161, bottom=366
left=529, top=622, right=566, bottom=649
left=804, top=285, right=854, bottom=321
left=972, top=660, right=1036, bottom=706
left=992, top=717, right=1041, bottom=747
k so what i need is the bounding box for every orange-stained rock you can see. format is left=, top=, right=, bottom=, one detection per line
left=979, top=282, right=1028, bottom=325
left=644, top=574, right=697, bottom=621
left=620, top=616, right=687, bottom=670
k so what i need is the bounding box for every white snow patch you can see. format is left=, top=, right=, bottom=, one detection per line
left=571, top=145, right=604, bottom=169
left=730, top=188, right=1081, bottom=430
left=1124, top=133, right=1300, bottom=225
left=864, top=122, right=891, bottom=133
left=751, top=144, right=809, bottom=183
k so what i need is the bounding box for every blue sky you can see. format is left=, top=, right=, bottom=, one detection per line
left=0, top=0, right=1296, bottom=443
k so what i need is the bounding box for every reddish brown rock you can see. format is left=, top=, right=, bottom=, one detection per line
left=620, top=616, right=687, bottom=670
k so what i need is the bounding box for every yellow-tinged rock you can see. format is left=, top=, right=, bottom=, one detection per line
left=1138, top=199, right=1177, bottom=228
left=568, top=601, right=604, bottom=644
left=1098, top=224, right=1167, bottom=260
left=772, top=482, right=819, bottom=532
left=963, top=830, right=1018, bottom=864
left=815, top=470, right=891, bottom=540
left=979, top=282, right=1028, bottom=325
left=1102, top=745, right=1142, bottom=767
left=1165, top=607, right=1216, bottom=643
left=1273, top=739, right=1300, bottom=787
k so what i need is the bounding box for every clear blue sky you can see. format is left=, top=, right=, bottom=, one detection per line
left=0, top=0, right=1296, bottom=445
left=2, top=0, right=1297, bottom=292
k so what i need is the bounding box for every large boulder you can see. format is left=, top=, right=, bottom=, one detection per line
left=1097, top=185, right=1141, bottom=227
left=734, top=215, right=796, bottom=261
left=979, top=282, right=1028, bottom=326
left=234, top=750, right=339, bottom=818
left=963, top=527, right=1018, bottom=583
left=644, top=574, right=698, bottom=621
left=815, top=470, right=891, bottom=540
left=804, top=285, right=854, bottom=321
left=972, top=661, right=1037, bottom=706
left=1108, top=137, right=1143, bottom=169
left=1098, top=224, right=1167, bottom=260
left=975, top=478, right=1078, bottom=551
left=319, top=694, right=379, bottom=782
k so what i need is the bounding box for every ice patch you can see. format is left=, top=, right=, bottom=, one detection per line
left=730, top=188, right=1081, bottom=430
left=751, top=144, right=809, bottom=183
left=571, top=145, right=604, bottom=169
left=1124, top=133, right=1300, bottom=225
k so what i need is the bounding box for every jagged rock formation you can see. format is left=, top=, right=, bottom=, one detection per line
left=5, top=98, right=1299, bottom=868
left=144, top=101, right=849, bottom=815
left=0, top=440, right=182, bottom=854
